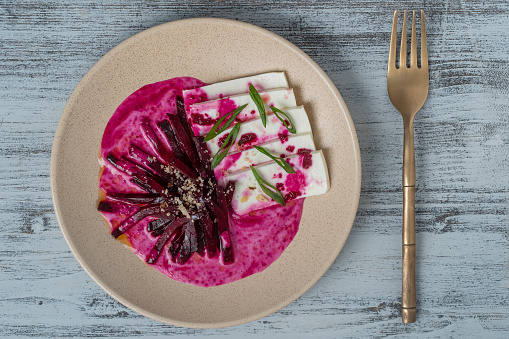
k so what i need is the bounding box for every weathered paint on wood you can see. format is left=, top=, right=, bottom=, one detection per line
left=1, top=0, right=508, bottom=337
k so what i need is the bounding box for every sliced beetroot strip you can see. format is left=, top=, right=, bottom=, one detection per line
left=196, top=208, right=218, bottom=258
left=147, top=218, right=169, bottom=232
left=215, top=185, right=228, bottom=210
left=170, top=158, right=198, bottom=180
left=129, top=142, right=197, bottom=180
left=176, top=95, right=193, bottom=141
left=166, top=113, right=205, bottom=177
left=131, top=177, right=158, bottom=194
left=175, top=220, right=197, bottom=264
left=177, top=233, right=192, bottom=264
left=107, top=154, right=168, bottom=190
left=149, top=218, right=174, bottom=237
left=169, top=227, right=185, bottom=262
left=140, top=120, right=173, bottom=164
left=225, top=181, right=236, bottom=209
left=185, top=220, right=198, bottom=254
left=205, top=199, right=234, bottom=264
left=158, top=120, right=187, bottom=162
left=193, top=135, right=216, bottom=180
left=220, top=238, right=234, bottom=264
left=177, top=237, right=191, bottom=264
left=151, top=224, right=169, bottom=237
left=194, top=220, right=206, bottom=257
left=130, top=173, right=171, bottom=198
left=112, top=204, right=162, bottom=238
left=106, top=154, right=134, bottom=175
left=97, top=201, right=126, bottom=213
left=127, top=145, right=175, bottom=182
left=106, top=193, right=160, bottom=205
left=146, top=217, right=191, bottom=264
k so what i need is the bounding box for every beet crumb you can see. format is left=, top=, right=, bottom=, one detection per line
left=284, top=191, right=302, bottom=202
left=278, top=133, right=289, bottom=143
left=192, top=113, right=217, bottom=126
left=237, top=133, right=258, bottom=147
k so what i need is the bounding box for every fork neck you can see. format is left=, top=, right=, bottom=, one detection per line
left=402, top=115, right=415, bottom=187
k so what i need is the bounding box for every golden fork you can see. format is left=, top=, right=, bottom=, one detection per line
left=387, top=10, right=429, bottom=323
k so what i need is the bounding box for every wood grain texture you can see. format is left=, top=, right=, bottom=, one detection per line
left=1, top=0, right=508, bottom=337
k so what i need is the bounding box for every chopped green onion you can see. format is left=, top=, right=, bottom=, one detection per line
left=204, top=104, right=248, bottom=142
left=211, top=122, right=242, bottom=169
left=250, top=166, right=286, bottom=206
left=249, top=84, right=266, bottom=127
left=254, top=146, right=295, bottom=173
left=269, top=106, right=296, bottom=134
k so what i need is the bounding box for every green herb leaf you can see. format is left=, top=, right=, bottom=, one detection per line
left=269, top=106, right=296, bottom=134
left=210, top=122, right=242, bottom=169
left=250, top=166, right=286, bottom=206
left=249, top=84, right=266, bottom=127
left=204, top=104, right=248, bottom=142
left=254, top=146, right=295, bottom=173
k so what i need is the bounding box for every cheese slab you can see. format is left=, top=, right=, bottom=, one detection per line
left=227, top=150, right=329, bottom=215
left=206, top=106, right=311, bottom=155
left=214, top=133, right=316, bottom=178
left=183, top=72, right=288, bottom=104
left=188, top=88, right=296, bottom=137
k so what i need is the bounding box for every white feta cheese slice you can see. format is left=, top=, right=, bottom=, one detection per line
left=183, top=72, right=288, bottom=103
left=213, top=133, right=316, bottom=178
left=187, top=88, right=296, bottom=137
left=226, top=150, right=329, bottom=215
left=206, top=106, right=311, bottom=155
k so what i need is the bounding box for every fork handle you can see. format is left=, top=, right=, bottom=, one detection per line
left=402, top=117, right=416, bottom=323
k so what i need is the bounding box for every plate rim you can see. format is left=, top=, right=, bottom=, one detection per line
left=50, top=17, right=361, bottom=328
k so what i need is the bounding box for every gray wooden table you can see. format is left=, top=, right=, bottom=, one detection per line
left=1, top=0, right=508, bottom=337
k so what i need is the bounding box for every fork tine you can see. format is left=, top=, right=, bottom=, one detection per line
left=388, top=10, right=398, bottom=70
left=399, top=10, right=407, bottom=68
left=410, top=11, right=417, bottom=67
left=421, top=10, right=428, bottom=69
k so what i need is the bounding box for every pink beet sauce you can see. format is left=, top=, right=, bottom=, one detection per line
left=99, top=77, right=304, bottom=287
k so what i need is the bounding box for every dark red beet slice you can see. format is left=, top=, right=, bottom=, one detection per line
left=140, top=120, right=173, bottom=164
left=177, top=236, right=192, bottom=264
left=158, top=120, right=187, bottom=162
left=225, top=181, right=236, bottom=209
left=193, top=135, right=217, bottom=180
left=171, top=158, right=199, bottom=180
left=166, top=113, right=205, bottom=177
left=146, top=217, right=191, bottom=264
left=215, top=185, right=228, bottom=208
left=112, top=204, right=163, bottom=238
left=114, top=157, right=174, bottom=199
left=130, top=140, right=198, bottom=180
left=196, top=208, right=218, bottom=258
left=176, top=95, right=193, bottom=141
left=131, top=177, right=158, bottom=195
left=194, top=220, right=206, bottom=257
left=149, top=217, right=175, bottom=237
left=106, top=193, right=160, bottom=205
left=169, top=227, right=185, bottom=262
left=175, top=221, right=198, bottom=264
left=106, top=154, right=168, bottom=192
left=130, top=173, right=171, bottom=199
left=147, top=218, right=170, bottom=232
left=97, top=201, right=127, bottom=213
left=132, top=148, right=196, bottom=183
left=127, top=145, right=173, bottom=181
left=206, top=198, right=234, bottom=264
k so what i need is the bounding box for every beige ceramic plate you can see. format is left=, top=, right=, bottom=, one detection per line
left=51, top=18, right=361, bottom=328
